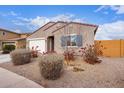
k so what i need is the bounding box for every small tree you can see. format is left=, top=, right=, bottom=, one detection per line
left=79, top=41, right=106, bottom=64
left=63, top=49, right=75, bottom=63
left=31, top=46, right=39, bottom=58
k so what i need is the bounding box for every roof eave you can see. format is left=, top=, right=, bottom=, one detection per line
left=94, top=26, right=99, bottom=35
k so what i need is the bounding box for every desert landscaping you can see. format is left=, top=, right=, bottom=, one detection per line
left=0, top=57, right=124, bottom=88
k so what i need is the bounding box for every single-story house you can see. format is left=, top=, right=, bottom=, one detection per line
left=0, top=28, right=31, bottom=50
left=27, top=21, right=98, bottom=53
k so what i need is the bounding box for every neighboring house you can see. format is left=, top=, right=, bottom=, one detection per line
left=27, top=21, right=98, bottom=53
left=0, top=28, right=31, bottom=50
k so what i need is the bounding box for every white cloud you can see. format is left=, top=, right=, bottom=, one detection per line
left=103, top=11, right=109, bottom=15
left=51, top=14, right=85, bottom=23
left=10, top=29, right=22, bottom=33
left=12, top=20, right=25, bottom=26
left=9, top=11, right=17, bottom=16
left=51, top=14, right=74, bottom=22
left=14, top=29, right=21, bottom=33
left=17, top=17, right=31, bottom=22
left=110, top=6, right=119, bottom=11
left=95, top=20, right=124, bottom=40
left=0, top=11, right=18, bottom=16
left=13, top=14, right=85, bottom=30
left=29, top=14, right=85, bottom=28
left=94, top=5, right=107, bottom=12
left=95, top=5, right=124, bottom=14
left=110, top=5, right=124, bottom=14
left=29, top=16, right=50, bottom=27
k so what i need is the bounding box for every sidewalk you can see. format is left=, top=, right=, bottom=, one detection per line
left=0, top=68, right=43, bottom=88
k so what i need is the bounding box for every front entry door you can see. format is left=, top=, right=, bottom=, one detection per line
left=47, top=36, right=54, bottom=52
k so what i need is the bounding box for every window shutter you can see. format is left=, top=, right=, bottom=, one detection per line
left=61, top=36, right=66, bottom=47
left=77, top=35, right=82, bottom=47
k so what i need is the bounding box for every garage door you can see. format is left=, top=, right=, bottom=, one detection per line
left=28, top=39, right=45, bottom=53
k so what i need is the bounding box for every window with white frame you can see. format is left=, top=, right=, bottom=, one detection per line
left=61, top=34, right=82, bottom=47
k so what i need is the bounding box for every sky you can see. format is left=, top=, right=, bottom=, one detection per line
left=0, top=5, right=124, bottom=40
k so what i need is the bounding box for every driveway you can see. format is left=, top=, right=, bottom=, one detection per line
left=0, top=54, right=11, bottom=63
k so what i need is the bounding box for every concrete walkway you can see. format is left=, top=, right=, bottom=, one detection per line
left=0, top=54, right=11, bottom=63
left=0, top=68, right=43, bottom=88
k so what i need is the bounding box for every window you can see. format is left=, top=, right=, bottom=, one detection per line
left=61, top=34, right=82, bottom=47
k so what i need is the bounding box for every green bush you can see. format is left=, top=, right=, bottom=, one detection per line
left=2, top=45, right=15, bottom=54
left=10, top=49, right=31, bottom=65
left=39, top=54, right=64, bottom=80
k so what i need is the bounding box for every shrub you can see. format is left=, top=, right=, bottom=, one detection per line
left=79, top=42, right=105, bottom=64
left=31, top=46, right=39, bottom=58
left=39, top=54, right=64, bottom=80
left=10, top=49, right=31, bottom=65
left=2, top=45, right=15, bottom=54
left=63, top=49, right=75, bottom=61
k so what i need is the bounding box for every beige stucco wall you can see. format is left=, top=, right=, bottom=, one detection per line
left=0, top=30, right=20, bottom=50
left=27, top=22, right=67, bottom=39
left=42, top=22, right=96, bottom=53
left=20, top=34, right=30, bottom=38
left=27, top=22, right=66, bottom=49
left=27, top=22, right=97, bottom=53
left=53, top=23, right=97, bottom=53
left=44, top=22, right=66, bottom=38
left=16, top=39, right=26, bottom=49
left=27, top=22, right=55, bottom=39
left=0, top=30, right=20, bottom=40
left=0, top=30, right=30, bottom=50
